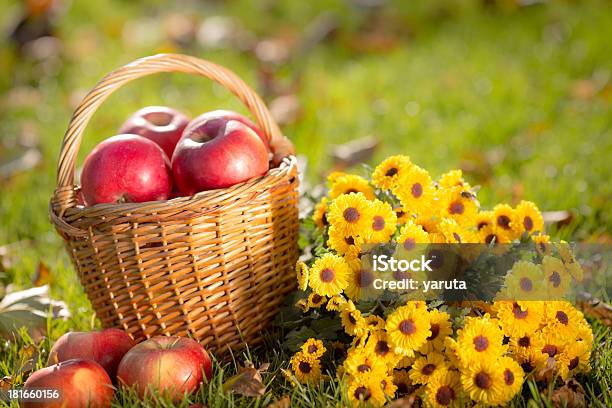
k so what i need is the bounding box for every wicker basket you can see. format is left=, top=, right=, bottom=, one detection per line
left=49, top=54, right=299, bottom=354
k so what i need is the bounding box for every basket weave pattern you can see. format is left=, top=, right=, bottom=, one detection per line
left=49, top=54, right=299, bottom=353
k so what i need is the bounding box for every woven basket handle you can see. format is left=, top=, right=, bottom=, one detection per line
left=56, top=53, right=294, bottom=191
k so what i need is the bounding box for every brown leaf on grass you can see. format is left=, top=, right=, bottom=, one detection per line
left=331, top=136, right=379, bottom=169
left=386, top=395, right=417, bottom=407
left=223, top=361, right=269, bottom=397
left=0, top=376, right=12, bottom=392
left=32, top=261, right=51, bottom=287
left=267, top=395, right=291, bottom=408
left=17, top=343, right=40, bottom=377
left=551, top=379, right=586, bottom=408
left=577, top=295, right=612, bottom=327
left=535, top=356, right=557, bottom=383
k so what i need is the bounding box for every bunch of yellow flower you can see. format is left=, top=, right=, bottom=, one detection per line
left=289, top=155, right=592, bottom=406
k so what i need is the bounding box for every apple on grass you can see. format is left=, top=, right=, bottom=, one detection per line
left=117, top=336, right=212, bottom=402
left=48, top=328, right=136, bottom=381
left=80, top=134, right=173, bottom=205
left=118, top=106, right=189, bottom=159
left=23, top=359, right=114, bottom=408
left=172, top=113, right=270, bottom=195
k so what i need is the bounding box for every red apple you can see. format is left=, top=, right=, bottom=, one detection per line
left=118, top=106, right=189, bottom=158
left=172, top=118, right=269, bottom=195
left=23, top=359, right=113, bottom=408
left=48, top=329, right=136, bottom=381
left=81, top=134, right=173, bottom=205
left=117, top=336, right=212, bottom=401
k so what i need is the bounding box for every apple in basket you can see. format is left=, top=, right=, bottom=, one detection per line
left=171, top=110, right=270, bottom=195
left=117, top=336, right=212, bottom=401
left=23, top=359, right=114, bottom=408
left=80, top=134, right=173, bottom=205
left=48, top=328, right=136, bottom=381
left=118, top=106, right=190, bottom=159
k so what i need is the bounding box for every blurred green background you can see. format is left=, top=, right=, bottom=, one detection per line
left=1, top=0, right=611, bottom=291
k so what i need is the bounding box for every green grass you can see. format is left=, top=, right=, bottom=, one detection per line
left=0, top=0, right=610, bottom=406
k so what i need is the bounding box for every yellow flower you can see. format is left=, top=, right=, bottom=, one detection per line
left=364, top=330, right=401, bottom=368
left=380, top=373, right=398, bottom=397
left=393, top=369, right=419, bottom=396
left=497, top=356, right=524, bottom=404
left=327, top=192, right=373, bottom=237
left=456, top=315, right=505, bottom=366
left=308, top=253, right=350, bottom=297
left=478, top=225, right=511, bottom=244
left=409, top=352, right=448, bottom=385
left=326, top=294, right=347, bottom=311
left=533, top=329, right=567, bottom=359
left=443, top=337, right=461, bottom=368
left=296, top=261, right=309, bottom=291
left=341, top=300, right=368, bottom=337
left=364, top=315, right=386, bottom=332
left=393, top=165, right=434, bottom=216
left=515, top=200, right=544, bottom=235
left=295, top=298, right=309, bottom=312
left=394, top=207, right=412, bottom=225
left=365, top=199, right=397, bottom=243
left=344, top=347, right=388, bottom=378
left=493, top=301, right=544, bottom=338
left=503, top=261, right=546, bottom=300
left=542, top=256, right=571, bottom=298
left=493, top=203, right=519, bottom=239
left=385, top=304, right=431, bottom=357
left=327, top=171, right=348, bottom=185
left=543, top=301, right=583, bottom=340
left=508, top=333, right=538, bottom=363
left=419, top=309, right=452, bottom=354
left=329, top=174, right=375, bottom=200
left=425, top=368, right=463, bottom=408
left=313, top=197, right=329, bottom=230
left=291, top=351, right=321, bottom=384
left=460, top=358, right=505, bottom=405
left=437, top=218, right=465, bottom=244
left=439, top=169, right=471, bottom=190
left=532, top=233, right=552, bottom=255
left=301, top=338, right=326, bottom=359
left=372, top=155, right=413, bottom=190
left=344, top=257, right=377, bottom=301
left=307, top=292, right=327, bottom=309
left=557, top=340, right=591, bottom=380
left=438, top=186, right=478, bottom=226
left=396, top=221, right=430, bottom=251
left=347, top=374, right=386, bottom=407
left=327, top=226, right=362, bottom=258
left=474, top=210, right=494, bottom=232
left=414, top=213, right=441, bottom=234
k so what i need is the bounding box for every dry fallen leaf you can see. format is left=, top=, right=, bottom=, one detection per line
left=331, top=136, right=379, bottom=169
left=386, top=395, right=417, bottom=407
left=551, top=379, right=586, bottom=408
left=32, top=261, right=51, bottom=287
left=542, top=210, right=574, bottom=229
left=0, top=376, right=12, bottom=392
left=223, top=361, right=269, bottom=397
left=577, top=295, right=612, bottom=327
left=267, top=395, right=291, bottom=408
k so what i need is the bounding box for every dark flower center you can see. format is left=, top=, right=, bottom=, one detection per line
left=345, top=236, right=355, bottom=245
left=348, top=313, right=357, bottom=325
left=549, top=271, right=561, bottom=288
left=375, top=341, right=390, bottom=356
left=475, top=372, right=492, bottom=389
left=354, top=386, right=371, bottom=401
left=435, top=385, right=455, bottom=406
left=320, top=268, right=335, bottom=283
left=524, top=216, right=534, bottom=231
left=298, top=361, right=311, bottom=374
left=308, top=344, right=319, bottom=354
left=399, top=319, right=416, bottom=335
left=404, top=238, right=416, bottom=250
left=421, top=363, right=436, bottom=375
left=343, top=207, right=360, bottom=223
left=411, top=183, right=423, bottom=198
left=497, top=215, right=511, bottom=229
left=485, top=234, right=497, bottom=244
left=568, top=357, right=580, bottom=370
left=449, top=201, right=464, bottom=215
left=357, top=270, right=375, bottom=288
left=521, top=362, right=534, bottom=373
left=542, top=344, right=557, bottom=357
left=346, top=189, right=358, bottom=194
left=504, top=369, right=515, bottom=385
left=372, top=216, right=385, bottom=231
left=512, top=303, right=528, bottom=319
left=473, top=335, right=489, bottom=352
left=519, top=277, right=533, bottom=292
left=322, top=213, right=328, bottom=226
left=453, top=232, right=462, bottom=243
left=357, top=364, right=370, bottom=373
left=427, top=323, right=440, bottom=340
left=311, top=294, right=323, bottom=304
left=477, top=221, right=488, bottom=230
left=518, top=336, right=530, bottom=347
left=556, top=311, right=569, bottom=325
left=386, top=167, right=398, bottom=177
